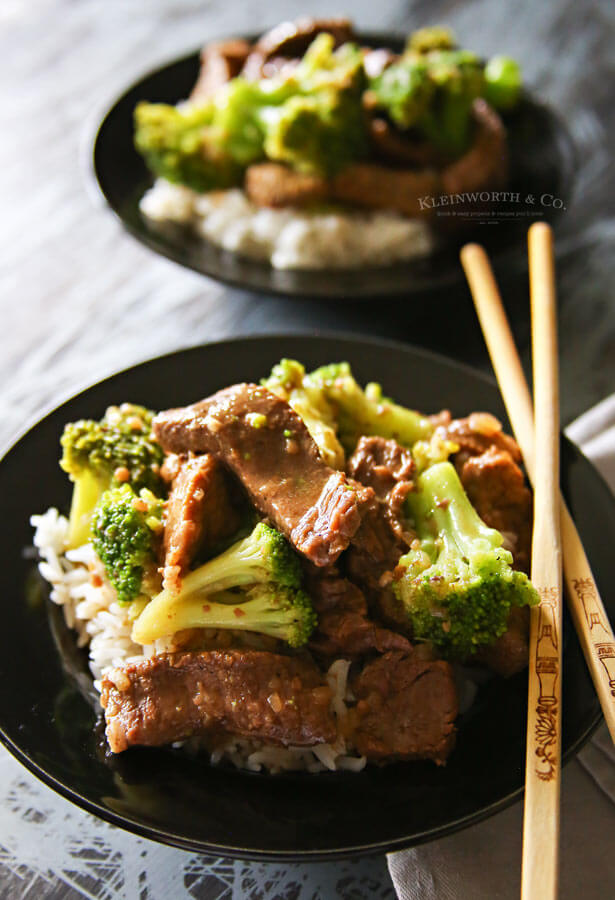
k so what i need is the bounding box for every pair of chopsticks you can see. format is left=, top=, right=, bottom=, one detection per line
left=461, top=223, right=615, bottom=900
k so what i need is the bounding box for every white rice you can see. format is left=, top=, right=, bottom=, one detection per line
left=140, top=180, right=433, bottom=270
left=31, top=508, right=366, bottom=773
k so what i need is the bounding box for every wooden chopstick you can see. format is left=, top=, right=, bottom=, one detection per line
left=460, top=240, right=615, bottom=743
left=522, top=222, right=563, bottom=899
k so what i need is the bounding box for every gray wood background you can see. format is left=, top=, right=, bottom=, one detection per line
left=1, top=0, right=614, bottom=897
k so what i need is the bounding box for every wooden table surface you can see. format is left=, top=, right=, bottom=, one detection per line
left=1, top=0, right=614, bottom=897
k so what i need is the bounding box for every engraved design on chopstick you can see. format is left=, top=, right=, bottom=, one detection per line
left=534, top=587, right=560, bottom=782
left=572, top=577, right=615, bottom=697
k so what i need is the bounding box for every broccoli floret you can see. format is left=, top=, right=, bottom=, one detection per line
left=263, top=34, right=367, bottom=176
left=484, top=56, right=522, bottom=110
left=60, top=403, right=165, bottom=548
left=131, top=521, right=313, bottom=647
left=407, top=26, right=457, bottom=55
left=134, top=101, right=244, bottom=192
left=305, top=361, right=433, bottom=453
left=261, top=358, right=345, bottom=468
left=367, top=58, right=435, bottom=130
left=135, top=33, right=367, bottom=187
left=393, top=461, right=539, bottom=660
left=369, top=28, right=520, bottom=159
left=91, top=484, right=163, bottom=605
left=132, top=583, right=316, bottom=648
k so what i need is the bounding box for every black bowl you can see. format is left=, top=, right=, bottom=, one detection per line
left=92, top=33, right=578, bottom=300
left=0, top=335, right=610, bottom=859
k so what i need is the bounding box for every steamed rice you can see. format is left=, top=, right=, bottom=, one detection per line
left=31, top=508, right=367, bottom=773
left=140, top=180, right=433, bottom=270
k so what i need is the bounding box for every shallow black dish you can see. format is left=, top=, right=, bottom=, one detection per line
left=1, top=334, right=611, bottom=859
left=92, top=33, right=577, bottom=300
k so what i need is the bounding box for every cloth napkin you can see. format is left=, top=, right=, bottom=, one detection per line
left=388, top=394, right=615, bottom=900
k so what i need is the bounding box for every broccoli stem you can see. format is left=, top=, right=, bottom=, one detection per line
left=66, top=471, right=106, bottom=549
left=132, top=588, right=306, bottom=646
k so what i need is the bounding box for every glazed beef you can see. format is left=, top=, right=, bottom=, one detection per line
left=153, top=384, right=375, bottom=567
left=437, top=413, right=532, bottom=572
left=245, top=163, right=328, bottom=208
left=351, top=651, right=458, bottom=763
left=307, top=576, right=411, bottom=658
left=345, top=436, right=415, bottom=593
left=162, top=454, right=244, bottom=593
left=191, top=39, right=252, bottom=101
left=101, top=650, right=335, bottom=753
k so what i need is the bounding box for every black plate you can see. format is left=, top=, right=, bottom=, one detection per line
left=92, top=33, right=578, bottom=300
left=0, top=335, right=611, bottom=859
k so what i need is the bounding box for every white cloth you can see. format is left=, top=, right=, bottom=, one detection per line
left=387, top=396, right=615, bottom=899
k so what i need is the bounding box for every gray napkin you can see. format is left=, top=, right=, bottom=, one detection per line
left=388, top=395, right=615, bottom=899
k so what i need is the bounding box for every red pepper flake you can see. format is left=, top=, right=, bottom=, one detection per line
left=233, top=607, right=246, bottom=618
left=202, top=604, right=211, bottom=613
left=114, top=466, right=130, bottom=483
left=132, top=498, right=148, bottom=512
left=436, top=498, right=450, bottom=510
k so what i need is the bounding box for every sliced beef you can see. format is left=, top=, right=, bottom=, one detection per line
left=437, top=412, right=522, bottom=467
left=153, top=384, right=375, bottom=567
left=190, top=39, right=252, bottom=102
left=346, top=436, right=415, bottom=543
left=437, top=413, right=532, bottom=573
left=345, top=436, right=416, bottom=594
left=162, top=453, right=244, bottom=593
left=307, top=576, right=411, bottom=658
left=475, top=606, right=530, bottom=677
left=368, top=117, right=444, bottom=168
left=459, top=446, right=533, bottom=573
left=351, top=651, right=457, bottom=763
left=331, top=162, right=439, bottom=219
left=440, top=99, right=508, bottom=197
left=244, top=163, right=328, bottom=208
left=101, top=650, right=335, bottom=753
left=243, top=17, right=354, bottom=79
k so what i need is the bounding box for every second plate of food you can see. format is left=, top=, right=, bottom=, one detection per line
left=92, top=20, right=577, bottom=299
left=0, top=334, right=611, bottom=859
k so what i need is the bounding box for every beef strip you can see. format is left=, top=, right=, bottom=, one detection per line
left=350, top=651, right=457, bottom=763
left=162, top=453, right=244, bottom=593
left=459, top=446, right=533, bottom=574
left=307, top=575, right=411, bottom=658
left=344, top=436, right=415, bottom=596
left=190, top=39, right=252, bottom=102
left=440, top=99, right=508, bottom=197
left=437, top=412, right=532, bottom=573
left=153, top=384, right=375, bottom=567
left=242, top=17, right=354, bottom=79
left=244, top=163, right=328, bottom=208
left=101, top=650, right=335, bottom=753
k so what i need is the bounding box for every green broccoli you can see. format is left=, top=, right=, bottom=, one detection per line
left=484, top=56, right=522, bottom=110
left=60, top=403, right=165, bottom=548
left=262, top=33, right=367, bottom=175
left=132, top=583, right=316, bottom=648
left=367, top=58, right=435, bottom=130
left=393, top=461, right=539, bottom=660
left=305, top=361, right=434, bottom=453
left=131, top=521, right=315, bottom=647
left=134, top=101, right=244, bottom=192
left=131, top=520, right=301, bottom=637
left=91, top=484, right=163, bottom=605
left=368, top=28, right=521, bottom=159
left=135, top=32, right=367, bottom=188
left=407, top=26, right=457, bottom=55
left=261, top=358, right=345, bottom=468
